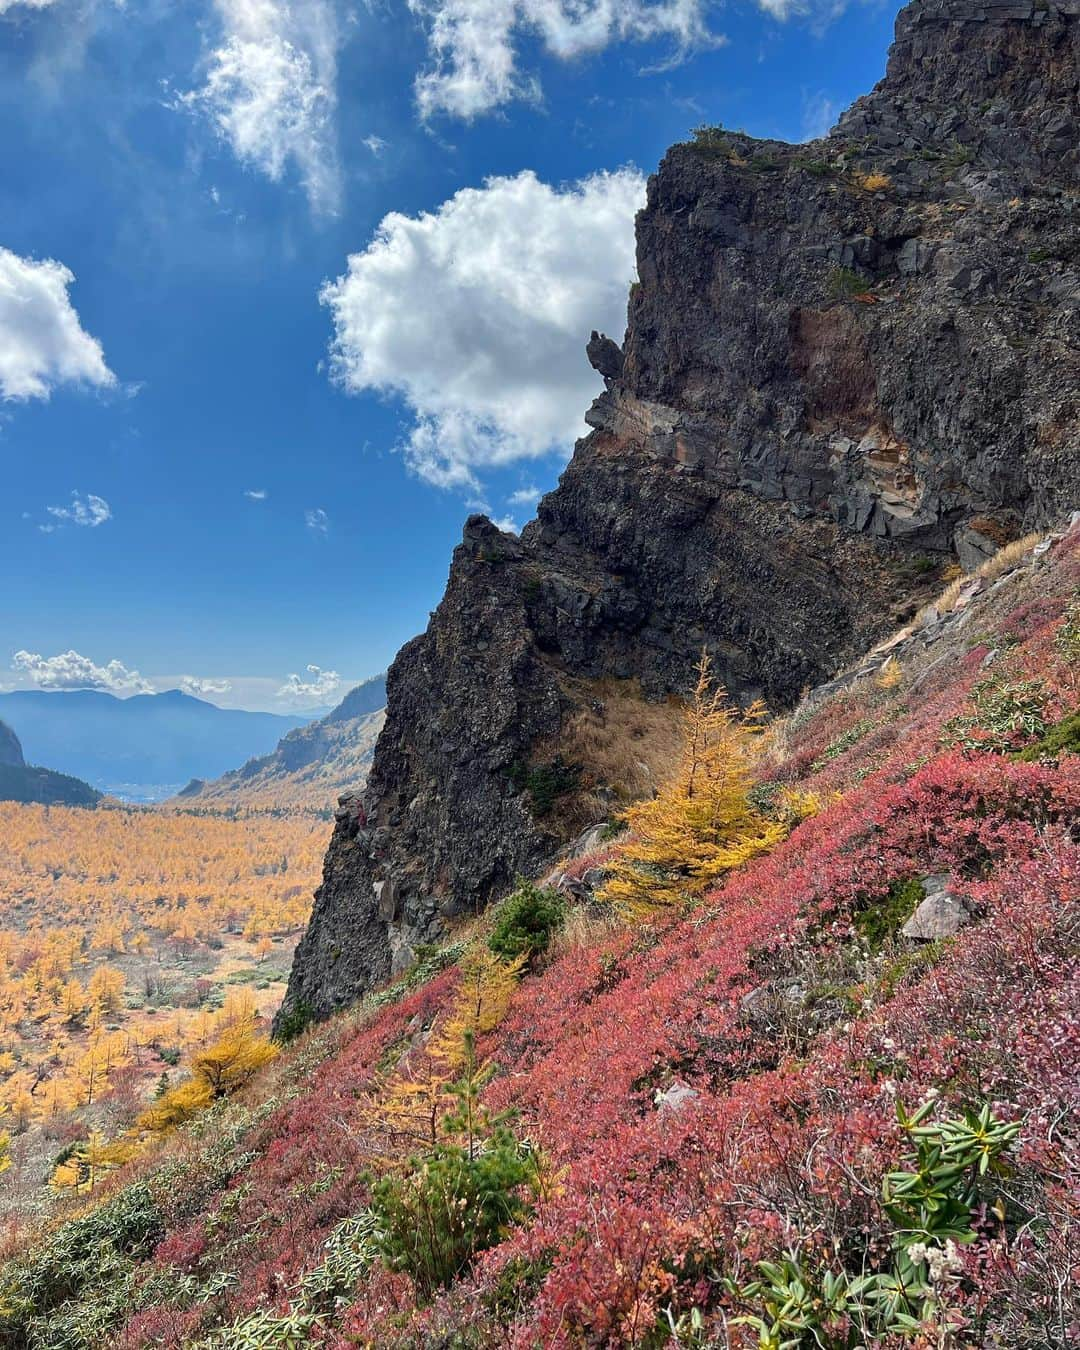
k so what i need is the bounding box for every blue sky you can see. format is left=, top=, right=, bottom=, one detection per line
left=0, top=0, right=896, bottom=712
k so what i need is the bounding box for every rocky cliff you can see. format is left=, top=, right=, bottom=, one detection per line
left=280, top=0, right=1080, bottom=1023
left=0, top=720, right=23, bottom=769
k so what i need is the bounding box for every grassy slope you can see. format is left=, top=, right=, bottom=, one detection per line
left=1, top=524, right=1077, bottom=1349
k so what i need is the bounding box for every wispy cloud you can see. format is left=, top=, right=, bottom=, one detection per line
left=37, top=490, right=111, bottom=533
left=180, top=0, right=342, bottom=215
left=363, top=134, right=387, bottom=155
left=0, top=247, right=115, bottom=402
left=507, top=484, right=541, bottom=508
left=305, top=506, right=329, bottom=533
left=244, top=487, right=268, bottom=500
left=11, top=648, right=152, bottom=694
left=800, top=89, right=836, bottom=141
left=410, top=0, right=718, bottom=120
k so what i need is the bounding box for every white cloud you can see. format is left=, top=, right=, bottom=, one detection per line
left=277, top=663, right=340, bottom=701
left=800, top=90, right=836, bottom=140
left=363, top=134, right=386, bottom=155
left=244, top=487, right=268, bottom=500
left=0, top=247, right=115, bottom=402
left=11, top=649, right=153, bottom=694
left=179, top=675, right=233, bottom=697
left=321, top=168, right=644, bottom=493
left=38, top=490, right=111, bottom=533
left=305, top=506, right=329, bottom=533
left=490, top=513, right=519, bottom=534
left=0, top=0, right=59, bottom=13
left=507, top=484, right=541, bottom=508
left=410, top=0, right=716, bottom=119
left=181, top=0, right=341, bottom=214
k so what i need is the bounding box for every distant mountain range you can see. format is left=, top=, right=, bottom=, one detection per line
left=0, top=718, right=101, bottom=807
left=177, top=675, right=386, bottom=809
left=0, top=690, right=315, bottom=802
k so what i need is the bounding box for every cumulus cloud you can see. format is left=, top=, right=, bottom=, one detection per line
left=11, top=649, right=152, bottom=694
left=277, top=664, right=340, bottom=701
left=305, top=506, right=329, bottom=533
left=0, top=247, right=115, bottom=402
left=179, top=675, right=233, bottom=697
left=38, top=490, right=111, bottom=533
left=321, top=168, right=644, bottom=493
left=0, top=0, right=59, bottom=12
left=410, top=0, right=716, bottom=119
left=244, top=487, right=268, bottom=500
left=181, top=0, right=341, bottom=214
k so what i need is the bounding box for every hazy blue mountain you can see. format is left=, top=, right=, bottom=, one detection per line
left=0, top=718, right=102, bottom=806
left=177, top=674, right=387, bottom=808
left=0, top=690, right=313, bottom=801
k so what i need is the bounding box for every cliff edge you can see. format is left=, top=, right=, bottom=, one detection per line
left=280, top=0, right=1080, bottom=1023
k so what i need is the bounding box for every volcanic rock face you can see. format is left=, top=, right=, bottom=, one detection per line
left=280, top=0, right=1080, bottom=1023
left=0, top=721, right=24, bottom=769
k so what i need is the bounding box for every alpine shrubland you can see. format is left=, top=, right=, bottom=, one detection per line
left=0, top=521, right=1075, bottom=1347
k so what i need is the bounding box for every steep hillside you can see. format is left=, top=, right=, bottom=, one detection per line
left=0, top=720, right=102, bottom=807
left=0, top=691, right=311, bottom=802
left=3, top=510, right=1075, bottom=1349
left=283, top=0, right=1080, bottom=1021
left=176, top=677, right=386, bottom=809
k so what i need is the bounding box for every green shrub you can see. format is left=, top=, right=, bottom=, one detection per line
left=1012, top=708, right=1080, bottom=762
left=726, top=1102, right=1020, bottom=1347
left=489, top=882, right=566, bottom=963
left=370, top=1039, right=537, bottom=1300
left=509, top=757, right=581, bottom=817
left=0, top=1182, right=163, bottom=1347
left=810, top=716, right=877, bottom=772
left=273, top=999, right=314, bottom=1045
left=827, top=266, right=867, bottom=299
left=854, top=877, right=924, bottom=951
left=943, top=675, right=1049, bottom=752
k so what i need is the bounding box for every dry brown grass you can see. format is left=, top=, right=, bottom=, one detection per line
left=536, top=679, right=684, bottom=836
left=976, top=531, right=1043, bottom=582
left=548, top=905, right=621, bottom=958
left=913, top=531, right=1044, bottom=627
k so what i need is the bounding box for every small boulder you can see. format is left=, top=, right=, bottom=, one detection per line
left=902, top=875, right=969, bottom=941
left=654, top=1080, right=699, bottom=1114
left=565, top=822, right=609, bottom=860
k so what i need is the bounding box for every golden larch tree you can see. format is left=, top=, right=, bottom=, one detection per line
left=600, top=653, right=785, bottom=918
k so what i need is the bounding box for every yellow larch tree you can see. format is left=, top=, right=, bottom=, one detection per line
left=600, top=653, right=785, bottom=919
left=139, top=1015, right=277, bottom=1133
left=359, top=948, right=526, bottom=1161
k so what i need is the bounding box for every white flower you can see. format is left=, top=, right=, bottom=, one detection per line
left=908, top=1242, right=929, bottom=1265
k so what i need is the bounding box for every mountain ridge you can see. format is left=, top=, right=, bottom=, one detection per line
left=176, top=675, right=387, bottom=809
left=0, top=689, right=312, bottom=801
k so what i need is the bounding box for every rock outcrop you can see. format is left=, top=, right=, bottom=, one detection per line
left=0, top=720, right=24, bottom=769
left=280, top=0, right=1080, bottom=1023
